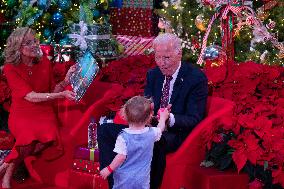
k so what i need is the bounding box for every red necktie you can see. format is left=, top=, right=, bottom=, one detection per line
left=160, top=75, right=173, bottom=108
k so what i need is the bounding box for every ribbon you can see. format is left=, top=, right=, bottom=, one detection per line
left=54, top=45, right=73, bottom=63
left=197, top=1, right=245, bottom=65
left=90, top=148, right=95, bottom=161
left=197, top=1, right=284, bottom=65
left=68, top=21, right=111, bottom=51
left=221, top=5, right=242, bottom=19
left=197, top=12, right=220, bottom=65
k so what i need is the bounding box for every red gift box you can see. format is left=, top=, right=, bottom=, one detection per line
left=69, top=170, right=109, bottom=189
left=73, top=146, right=99, bottom=162
left=72, top=159, right=100, bottom=174
left=185, top=166, right=249, bottom=189
left=110, top=8, right=159, bottom=37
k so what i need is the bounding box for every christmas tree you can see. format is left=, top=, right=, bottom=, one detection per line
left=156, top=0, right=284, bottom=66
left=0, top=0, right=110, bottom=65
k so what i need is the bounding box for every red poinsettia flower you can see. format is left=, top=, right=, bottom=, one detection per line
left=204, top=62, right=227, bottom=84
left=253, top=116, right=272, bottom=139
left=262, top=127, right=284, bottom=164
left=228, top=131, right=264, bottom=172
left=203, top=127, right=224, bottom=150
left=237, top=114, right=256, bottom=129
left=249, top=179, right=264, bottom=189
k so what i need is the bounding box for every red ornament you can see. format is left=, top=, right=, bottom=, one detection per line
left=0, top=13, right=5, bottom=23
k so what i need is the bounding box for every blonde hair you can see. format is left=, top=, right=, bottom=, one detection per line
left=121, top=96, right=152, bottom=124
left=4, top=27, right=35, bottom=65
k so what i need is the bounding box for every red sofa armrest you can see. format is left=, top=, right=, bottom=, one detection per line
left=161, top=97, right=235, bottom=189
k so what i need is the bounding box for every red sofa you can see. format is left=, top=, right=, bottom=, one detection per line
left=160, top=97, right=249, bottom=189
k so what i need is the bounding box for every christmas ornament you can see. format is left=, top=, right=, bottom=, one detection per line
left=203, top=45, right=222, bottom=61
left=37, top=0, right=51, bottom=9
left=278, top=51, right=284, bottom=59
left=195, top=14, right=207, bottom=32
left=51, top=12, right=64, bottom=26
left=266, top=20, right=276, bottom=30
left=43, top=28, right=52, bottom=38
left=93, top=10, right=101, bottom=18
left=162, top=1, right=169, bottom=7
left=58, top=0, right=71, bottom=10
left=0, top=29, right=10, bottom=39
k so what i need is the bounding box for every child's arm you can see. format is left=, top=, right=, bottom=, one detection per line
left=100, top=153, right=126, bottom=179
left=157, top=108, right=169, bottom=132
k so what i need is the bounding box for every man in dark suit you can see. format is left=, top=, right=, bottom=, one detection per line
left=98, top=33, right=208, bottom=189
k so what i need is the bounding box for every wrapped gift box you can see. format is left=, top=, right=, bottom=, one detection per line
left=69, top=23, right=117, bottom=57
left=69, top=169, right=109, bottom=189
left=110, top=8, right=159, bottom=37
left=185, top=166, right=249, bottom=189
left=73, top=147, right=99, bottom=162
left=123, top=0, right=153, bottom=8
left=115, top=35, right=154, bottom=56
left=72, top=159, right=100, bottom=174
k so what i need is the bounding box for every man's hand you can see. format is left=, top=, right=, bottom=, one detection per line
left=100, top=167, right=111, bottom=180
left=166, top=104, right=172, bottom=113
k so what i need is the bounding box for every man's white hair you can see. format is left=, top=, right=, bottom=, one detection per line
left=153, top=33, right=182, bottom=54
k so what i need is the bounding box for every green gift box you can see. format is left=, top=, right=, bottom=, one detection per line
left=69, top=22, right=117, bottom=57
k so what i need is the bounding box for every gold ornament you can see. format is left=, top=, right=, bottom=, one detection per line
left=278, top=51, right=284, bottom=59
left=195, top=14, right=207, bottom=32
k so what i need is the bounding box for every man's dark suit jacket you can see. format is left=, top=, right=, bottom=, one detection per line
left=144, top=62, right=208, bottom=142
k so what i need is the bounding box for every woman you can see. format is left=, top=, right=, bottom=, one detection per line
left=0, top=27, right=76, bottom=188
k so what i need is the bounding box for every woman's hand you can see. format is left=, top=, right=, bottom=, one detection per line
left=64, top=64, right=77, bottom=84
left=60, top=90, right=76, bottom=101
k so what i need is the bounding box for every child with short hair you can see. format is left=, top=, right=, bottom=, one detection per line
left=100, top=96, right=169, bottom=189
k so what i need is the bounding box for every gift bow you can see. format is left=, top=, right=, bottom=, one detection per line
left=68, top=21, right=110, bottom=50
left=54, top=45, right=73, bottom=63
left=222, top=5, right=242, bottom=19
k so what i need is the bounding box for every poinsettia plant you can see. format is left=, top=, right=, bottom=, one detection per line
left=96, top=54, right=156, bottom=111
left=203, top=60, right=284, bottom=189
